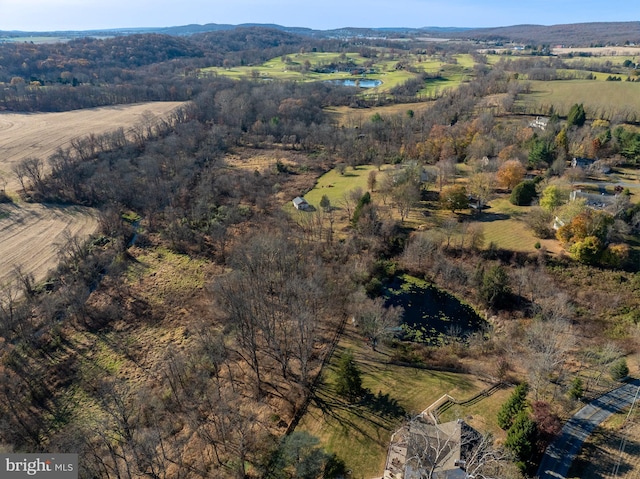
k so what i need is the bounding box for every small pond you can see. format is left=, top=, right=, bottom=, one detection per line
left=327, top=79, right=382, bottom=88
left=384, top=275, right=486, bottom=345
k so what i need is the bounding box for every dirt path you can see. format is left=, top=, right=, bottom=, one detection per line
left=0, top=102, right=183, bottom=192
left=0, top=202, right=99, bottom=287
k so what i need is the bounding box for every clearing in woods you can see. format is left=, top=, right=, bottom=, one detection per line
left=0, top=102, right=183, bottom=287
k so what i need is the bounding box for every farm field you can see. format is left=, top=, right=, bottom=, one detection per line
left=326, top=101, right=433, bottom=126
left=0, top=101, right=183, bottom=192
left=0, top=202, right=98, bottom=287
left=0, top=101, right=183, bottom=286
left=517, top=80, right=640, bottom=118
left=552, top=46, right=640, bottom=57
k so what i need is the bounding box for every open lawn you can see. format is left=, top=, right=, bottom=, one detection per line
left=472, top=197, right=563, bottom=254
left=294, top=165, right=384, bottom=231
left=299, top=164, right=565, bottom=256
left=517, top=80, right=640, bottom=118
left=297, top=329, right=491, bottom=479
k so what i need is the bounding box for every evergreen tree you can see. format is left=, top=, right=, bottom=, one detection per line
left=497, top=382, right=529, bottom=430
left=566, top=103, right=586, bottom=127
left=479, top=264, right=511, bottom=308
left=505, top=411, right=537, bottom=472
left=351, top=191, right=371, bottom=226
left=335, top=350, right=363, bottom=401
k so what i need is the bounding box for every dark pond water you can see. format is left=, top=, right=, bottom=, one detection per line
left=384, top=275, right=486, bottom=345
left=328, top=79, right=382, bottom=88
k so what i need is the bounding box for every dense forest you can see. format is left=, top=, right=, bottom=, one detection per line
left=1, top=26, right=640, bottom=479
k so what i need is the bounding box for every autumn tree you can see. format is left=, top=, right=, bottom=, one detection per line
left=367, top=170, right=377, bottom=192
left=556, top=209, right=614, bottom=263
left=539, top=185, right=565, bottom=212
left=392, top=181, right=421, bottom=222
left=496, top=160, right=526, bottom=190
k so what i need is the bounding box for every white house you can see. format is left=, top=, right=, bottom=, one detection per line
left=292, top=196, right=310, bottom=210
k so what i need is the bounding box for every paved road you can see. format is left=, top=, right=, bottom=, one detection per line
left=537, top=378, right=640, bottom=479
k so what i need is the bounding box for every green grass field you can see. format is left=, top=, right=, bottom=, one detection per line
left=518, top=79, right=640, bottom=118
left=203, top=51, right=477, bottom=96
left=298, top=332, right=487, bottom=479
left=302, top=165, right=380, bottom=206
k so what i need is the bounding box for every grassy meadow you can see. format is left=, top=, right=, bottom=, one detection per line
left=518, top=79, right=640, bottom=118
left=295, top=163, right=567, bottom=256
left=203, top=52, right=476, bottom=96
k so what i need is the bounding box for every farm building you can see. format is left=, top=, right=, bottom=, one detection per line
left=383, top=419, right=480, bottom=479
left=570, top=189, right=617, bottom=209
left=571, top=157, right=596, bottom=169
left=529, top=116, right=549, bottom=130
left=292, top=196, right=310, bottom=210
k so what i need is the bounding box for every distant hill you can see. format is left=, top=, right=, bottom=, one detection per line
left=455, top=22, right=640, bottom=46
left=2, top=21, right=639, bottom=46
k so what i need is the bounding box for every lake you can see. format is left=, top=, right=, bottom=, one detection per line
left=328, top=79, right=382, bottom=88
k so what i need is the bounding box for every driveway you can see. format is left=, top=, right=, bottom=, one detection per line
left=537, top=378, right=640, bottom=479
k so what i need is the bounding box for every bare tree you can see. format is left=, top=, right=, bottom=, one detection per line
left=353, top=293, right=403, bottom=350
left=525, top=313, right=575, bottom=400
left=397, top=416, right=511, bottom=479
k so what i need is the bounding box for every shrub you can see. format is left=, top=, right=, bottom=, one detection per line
left=526, top=207, right=555, bottom=239
left=610, top=358, right=629, bottom=381
left=568, top=377, right=584, bottom=400
left=510, top=180, right=537, bottom=206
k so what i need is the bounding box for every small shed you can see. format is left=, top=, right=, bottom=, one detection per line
left=292, top=196, right=310, bottom=210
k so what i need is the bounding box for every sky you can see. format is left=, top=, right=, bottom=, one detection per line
left=1, top=0, right=640, bottom=32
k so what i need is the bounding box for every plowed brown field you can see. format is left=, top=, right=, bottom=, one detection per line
left=0, top=102, right=183, bottom=286
left=0, top=102, right=183, bottom=192
left=0, top=203, right=98, bottom=287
